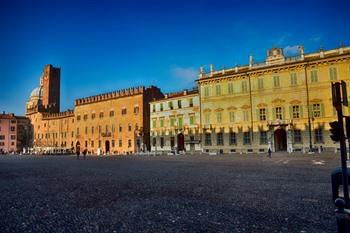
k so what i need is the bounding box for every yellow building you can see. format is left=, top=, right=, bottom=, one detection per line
left=198, top=46, right=350, bottom=154
left=26, top=65, right=164, bottom=154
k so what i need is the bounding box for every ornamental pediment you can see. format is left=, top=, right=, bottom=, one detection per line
left=289, top=100, right=301, bottom=104
left=271, top=98, right=285, bottom=104
left=310, top=98, right=322, bottom=103
left=203, top=108, right=212, bottom=113
left=214, top=108, right=224, bottom=112
left=256, top=103, right=267, bottom=108
left=227, top=106, right=237, bottom=111
left=241, top=104, right=251, bottom=109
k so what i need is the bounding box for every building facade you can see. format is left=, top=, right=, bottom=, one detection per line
left=150, top=89, right=201, bottom=153
left=26, top=65, right=163, bottom=154
left=0, top=113, right=32, bottom=153
left=198, top=46, right=350, bottom=154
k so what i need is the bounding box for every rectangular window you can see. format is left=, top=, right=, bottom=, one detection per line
left=292, top=105, right=300, bottom=119
left=169, top=101, right=173, bottom=110
left=216, top=112, right=222, bottom=123
left=273, top=76, right=280, bottom=87
left=204, top=86, right=210, bottom=97
left=91, top=140, right=94, bottom=147
left=83, top=114, right=88, bottom=121
left=257, top=78, right=264, bottom=90
left=205, top=133, right=212, bottom=146
left=128, top=124, right=132, bottom=131
left=243, top=111, right=249, bottom=121
left=119, top=140, right=122, bottom=147
left=91, top=113, right=96, bottom=119
left=121, top=108, right=127, bottom=115
left=310, top=70, right=318, bottom=83
left=92, top=126, right=94, bottom=134
left=260, top=131, right=268, bottom=145
left=312, top=103, right=321, bottom=118
left=77, top=115, right=81, bottom=121
left=109, top=110, right=114, bottom=117
left=189, top=98, right=194, bottom=107
left=216, top=85, right=221, bottom=96
left=99, top=112, right=104, bottom=118
left=170, top=118, right=175, bottom=127
left=10, top=126, right=15, bottom=131
left=241, top=81, right=248, bottom=93
left=243, top=132, right=251, bottom=145
left=152, top=119, right=156, bottom=128
left=10, top=135, right=16, bottom=140
left=152, top=104, right=156, bottom=112
left=259, top=108, right=266, bottom=121
left=112, top=140, right=115, bottom=147
left=85, top=126, right=88, bottom=134
left=204, top=113, right=210, bottom=124
left=229, top=132, right=236, bottom=145
left=134, top=106, right=139, bottom=114
left=294, top=130, right=302, bottom=143
left=217, top=133, right=224, bottom=145
left=228, top=83, right=234, bottom=94
left=128, top=139, right=132, bottom=148
left=178, top=117, right=183, bottom=129
left=329, top=67, right=338, bottom=81
left=160, top=103, right=163, bottom=111
left=160, top=118, right=164, bottom=127
left=229, top=112, right=235, bottom=122
left=178, top=100, right=182, bottom=108
left=189, top=115, right=194, bottom=125
left=290, top=73, right=297, bottom=86
left=119, top=125, right=122, bottom=132
left=315, top=128, right=323, bottom=143
left=160, top=137, right=164, bottom=148
left=275, top=107, right=282, bottom=120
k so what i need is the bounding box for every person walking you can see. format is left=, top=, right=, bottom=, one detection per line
left=268, top=147, right=272, bottom=158
left=83, top=149, right=87, bottom=159
left=76, top=148, right=80, bottom=160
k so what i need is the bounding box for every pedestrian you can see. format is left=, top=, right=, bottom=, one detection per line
left=83, top=149, right=87, bottom=159
left=268, top=147, right=272, bottom=158
left=76, top=148, right=80, bottom=160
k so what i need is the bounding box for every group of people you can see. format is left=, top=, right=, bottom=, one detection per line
left=76, top=148, right=87, bottom=159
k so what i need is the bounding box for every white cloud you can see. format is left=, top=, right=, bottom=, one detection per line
left=170, top=67, right=198, bottom=85
left=283, top=45, right=300, bottom=56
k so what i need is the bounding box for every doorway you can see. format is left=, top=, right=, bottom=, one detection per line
left=177, top=133, right=185, bottom=151
left=105, top=140, right=110, bottom=153
left=76, top=141, right=81, bottom=153
left=274, top=128, right=287, bottom=151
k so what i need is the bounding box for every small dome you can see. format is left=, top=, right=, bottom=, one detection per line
left=30, top=86, right=43, bottom=98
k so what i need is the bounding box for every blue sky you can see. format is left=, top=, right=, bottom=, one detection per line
left=1, top=0, right=350, bottom=115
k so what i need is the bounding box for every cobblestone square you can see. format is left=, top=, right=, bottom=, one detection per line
left=0, top=153, right=340, bottom=232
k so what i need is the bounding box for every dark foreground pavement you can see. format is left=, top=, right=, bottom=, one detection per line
left=0, top=153, right=341, bottom=232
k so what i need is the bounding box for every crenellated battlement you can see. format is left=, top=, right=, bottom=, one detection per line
left=74, top=86, right=146, bottom=106
left=42, top=109, right=74, bottom=120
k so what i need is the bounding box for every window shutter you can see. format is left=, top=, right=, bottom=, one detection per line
left=272, top=108, right=276, bottom=120
left=300, top=106, right=303, bottom=118
left=289, top=106, right=292, bottom=119
left=256, top=109, right=260, bottom=121
left=320, top=103, right=325, bottom=117
left=265, top=108, right=269, bottom=121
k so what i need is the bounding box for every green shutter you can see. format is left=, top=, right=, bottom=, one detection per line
left=320, top=103, right=325, bottom=117
left=289, top=106, right=292, bottom=119
left=300, top=106, right=303, bottom=118
left=272, top=108, right=276, bottom=120
left=256, top=109, right=260, bottom=121
left=265, top=108, right=269, bottom=121
left=282, top=107, right=285, bottom=120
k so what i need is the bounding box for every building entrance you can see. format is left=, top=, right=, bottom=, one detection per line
left=177, top=133, right=185, bottom=151
left=274, top=128, right=287, bottom=151
left=76, top=141, right=81, bottom=153
left=105, top=140, right=110, bottom=153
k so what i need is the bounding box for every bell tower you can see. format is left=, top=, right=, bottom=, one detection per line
left=42, top=64, right=60, bottom=113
